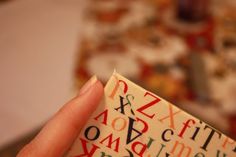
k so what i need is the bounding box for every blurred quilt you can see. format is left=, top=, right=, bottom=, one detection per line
left=74, top=0, right=236, bottom=139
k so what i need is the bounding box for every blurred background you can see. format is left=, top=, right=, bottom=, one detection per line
left=0, top=0, right=235, bottom=156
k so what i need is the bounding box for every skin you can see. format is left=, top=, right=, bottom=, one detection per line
left=17, top=80, right=104, bottom=157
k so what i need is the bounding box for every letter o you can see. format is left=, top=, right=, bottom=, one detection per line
left=84, top=126, right=100, bottom=141
left=111, top=117, right=127, bottom=131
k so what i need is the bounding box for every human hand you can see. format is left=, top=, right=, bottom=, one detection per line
left=17, top=76, right=103, bottom=157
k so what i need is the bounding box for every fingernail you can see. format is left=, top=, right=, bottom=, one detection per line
left=79, top=75, right=97, bottom=96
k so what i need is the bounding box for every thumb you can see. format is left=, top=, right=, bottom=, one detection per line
left=17, top=76, right=104, bottom=157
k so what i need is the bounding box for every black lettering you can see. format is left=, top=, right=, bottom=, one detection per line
left=200, top=125, right=222, bottom=151
left=162, top=129, right=174, bottom=142
left=84, top=126, right=100, bottom=141
left=126, top=117, right=143, bottom=144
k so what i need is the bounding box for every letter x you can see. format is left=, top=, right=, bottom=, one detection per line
left=158, top=103, right=181, bottom=130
